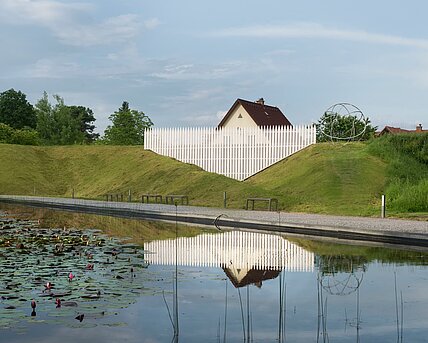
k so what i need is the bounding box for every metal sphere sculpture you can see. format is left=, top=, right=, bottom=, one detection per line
left=320, top=103, right=368, bottom=141
left=317, top=255, right=366, bottom=296
left=320, top=272, right=364, bottom=296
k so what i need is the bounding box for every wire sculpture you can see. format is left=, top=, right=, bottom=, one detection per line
left=320, top=103, right=369, bottom=141
left=318, top=255, right=365, bottom=296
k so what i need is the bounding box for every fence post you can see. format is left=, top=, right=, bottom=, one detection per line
left=223, top=192, right=227, bottom=208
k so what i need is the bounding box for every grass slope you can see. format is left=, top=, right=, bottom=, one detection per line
left=247, top=142, right=387, bottom=215
left=0, top=144, right=264, bottom=209
left=0, top=136, right=426, bottom=216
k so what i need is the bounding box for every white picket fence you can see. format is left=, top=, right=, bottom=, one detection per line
left=144, top=125, right=316, bottom=181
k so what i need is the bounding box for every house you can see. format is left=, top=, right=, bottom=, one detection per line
left=218, top=98, right=292, bottom=128
left=377, top=124, right=427, bottom=136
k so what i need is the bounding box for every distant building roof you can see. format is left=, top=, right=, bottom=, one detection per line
left=377, top=124, right=428, bottom=136
left=218, top=98, right=292, bottom=128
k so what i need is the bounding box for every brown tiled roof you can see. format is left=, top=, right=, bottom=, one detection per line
left=377, top=125, right=428, bottom=136
left=218, top=98, right=292, bottom=128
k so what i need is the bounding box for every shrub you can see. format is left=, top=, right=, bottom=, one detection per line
left=0, top=123, right=39, bottom=145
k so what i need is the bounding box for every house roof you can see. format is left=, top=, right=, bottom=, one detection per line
left=218, top=98, right=292, bottom=127
left=377, top=125, right=428, bottom=136
left=223, top=267, right=281, bottom=288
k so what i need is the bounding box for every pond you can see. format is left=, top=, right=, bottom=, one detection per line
left=1, top=205, right=428, bottom=342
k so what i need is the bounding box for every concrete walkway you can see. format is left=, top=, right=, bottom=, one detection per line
left=1, top=195, right=427, bottom=247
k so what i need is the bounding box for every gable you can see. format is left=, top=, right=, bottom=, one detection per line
left=219, top=103, right=258, bottom=128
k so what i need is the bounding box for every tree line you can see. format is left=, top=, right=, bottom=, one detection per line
left=0, top=88, right=153, bottom=145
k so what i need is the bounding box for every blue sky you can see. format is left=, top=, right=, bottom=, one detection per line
left=1, top=0, right=428, bottom=133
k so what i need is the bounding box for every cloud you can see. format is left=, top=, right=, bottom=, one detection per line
left=55, top=14, right=141, bottom=46
left=0, top=0, right=142, bottom=46
left=211, top=23, right=428, bottom=49
left=150, top=61, right=251, bottom=80
left=24, top=59, right=81, bottom=78
left=0, top=0, right=91, bottom=25
left=144, top=17, right=161, bottom=30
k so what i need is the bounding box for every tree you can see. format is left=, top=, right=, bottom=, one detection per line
left=103, top=101, right=153, bottom=145
left=68, top=106, right=99, bottom=143
left=35, top=92, right=86, bottom=145
left=316, top=111, right=376, bottom=142
left=0, top=89, right=37, bottom=129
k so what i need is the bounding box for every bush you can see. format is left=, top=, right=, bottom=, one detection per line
left=0, top=123, right=14, bottom=142
left=0, top=123, right=39, bottom=145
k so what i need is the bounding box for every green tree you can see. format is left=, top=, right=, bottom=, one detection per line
left=68, top=105, right=99, bottom=143
left=0, top=89, right=37, bottom=129
left=316, top=112, right=376, bottom=142
left=103, top=101, right=153, bottom=145
left=35, top=92, right=86, bottom=145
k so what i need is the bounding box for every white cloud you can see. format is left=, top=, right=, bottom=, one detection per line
left=144, top=17, right=161, bottom=30
left=150, top=61, right=251, bottom=80
left=0, top=0, right=142, bottom=46
left=0, top=0, right=91, bottom=25
left=212, top=23, right=428, bottom=49
left=55, top=14, right=141, bottom=46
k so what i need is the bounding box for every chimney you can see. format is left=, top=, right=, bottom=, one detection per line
left=416, top=124, right=423, bottom=132
left=255, top=98, right=265, bottom=105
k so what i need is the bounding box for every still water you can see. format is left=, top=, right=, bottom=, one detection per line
left=1, top=206, right=427, bottom=342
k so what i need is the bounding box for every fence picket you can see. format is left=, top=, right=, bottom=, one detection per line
left=144, top=125, right=316, bottom=181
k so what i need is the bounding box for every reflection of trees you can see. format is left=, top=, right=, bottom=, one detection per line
left=316, top=254, right=366, bottom=343
left=316, top=254, right=367, bottom=275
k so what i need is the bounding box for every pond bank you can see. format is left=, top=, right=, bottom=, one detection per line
left=0, top=195, right=427, bottom=248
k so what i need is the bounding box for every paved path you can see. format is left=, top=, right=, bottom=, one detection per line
left=1, top=195, right=427, bottom=246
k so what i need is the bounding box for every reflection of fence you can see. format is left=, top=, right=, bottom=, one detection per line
left=144, top=126, right=316, bottom=181
left=145, top=231, right=314, bottom=271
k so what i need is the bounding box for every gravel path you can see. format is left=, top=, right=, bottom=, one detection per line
left=1, top=195, right=427, bottom=239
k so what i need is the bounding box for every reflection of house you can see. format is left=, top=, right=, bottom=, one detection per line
left=218, top=98, right=292, bottom=129
left=223, top=267, right=281, bottom=288
left=377, top=124, right=427, bottom=136
left=144, top=231, right=314, bottom=273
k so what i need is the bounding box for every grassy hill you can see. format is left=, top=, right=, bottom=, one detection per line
left=0, top=134, right=426, bottom=217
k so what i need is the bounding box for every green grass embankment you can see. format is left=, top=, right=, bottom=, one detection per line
left=0, top=144, right=265, bottom=209
left=368, top=133, right=428, bottom=214
left=0, top=133, right=426, bottom=216
left=247, top=142, right=386, bottom=215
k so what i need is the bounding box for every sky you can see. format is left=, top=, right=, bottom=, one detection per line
left=1, top=0, right=428, bottom=134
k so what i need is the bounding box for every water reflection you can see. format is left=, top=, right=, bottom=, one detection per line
left=2, top=206, right=428, bottom=342
left=145, top=230, right=314, bottom=286
left=146, top=231, right=314, bottom=342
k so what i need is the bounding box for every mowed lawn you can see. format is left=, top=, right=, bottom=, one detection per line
left=1, top=137, right=424, bottom=217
